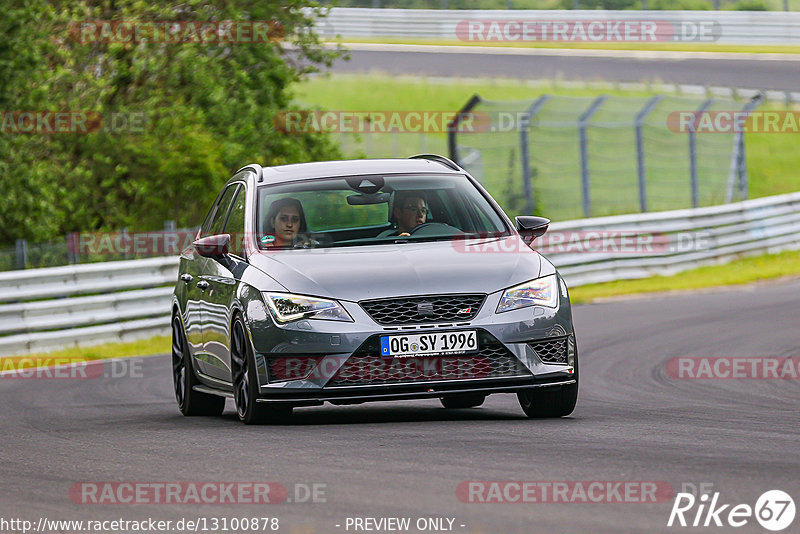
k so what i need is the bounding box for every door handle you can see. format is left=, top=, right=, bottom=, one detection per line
left=180, top=273, right=193, bottom=283
left=196, top=280, right=210, bottom=290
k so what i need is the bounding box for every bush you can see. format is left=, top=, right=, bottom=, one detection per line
left=733, top=0, right=769, bottom=9
left=649, top=0, right=715, bottom=9
left=0, top=1, right=343, bottom=246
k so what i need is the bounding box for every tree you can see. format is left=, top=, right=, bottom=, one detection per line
left=0, top=0, right=343, bottom=243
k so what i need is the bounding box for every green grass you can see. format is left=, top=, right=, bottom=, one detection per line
left=333, top=37, right=800, bottom=55
left=294, top=74, right=800, bottom=220
left=569, top=248, right=800, bottom=303
left=1, top=335, right=169, bottom=368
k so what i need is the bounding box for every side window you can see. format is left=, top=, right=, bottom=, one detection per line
left=204, top=184, right=239, bottom=237
left=200, top=190, right=225, bottom=237
left=224, top=186, right=247, bottom=257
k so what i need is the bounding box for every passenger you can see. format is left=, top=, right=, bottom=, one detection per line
left=262, top=197, right=308, bottom=247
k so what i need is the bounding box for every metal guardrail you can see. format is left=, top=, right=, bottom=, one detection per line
left=0, top=257, right=178, bottom=355
left=1, top=191, right=799, bottom=355
left=317, top=8, right=800, bottom=45
left=548, top=191, right=800, bottom=285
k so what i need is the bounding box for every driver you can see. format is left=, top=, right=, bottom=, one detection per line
left=392, top=192, right=428, bottom=236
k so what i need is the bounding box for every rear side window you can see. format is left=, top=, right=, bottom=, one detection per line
left=204, top=184, right=239, bottom=237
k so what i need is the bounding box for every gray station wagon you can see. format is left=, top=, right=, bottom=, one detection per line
left=171, top=155, right=578, bottom=424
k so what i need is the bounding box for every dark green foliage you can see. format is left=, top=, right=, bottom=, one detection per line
left=733, top=0, right=769, bottom=9
left=0, top=0, right=342, bottom=245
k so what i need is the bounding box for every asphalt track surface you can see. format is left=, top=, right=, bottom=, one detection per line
left=2, top=278, right=799, bottom=533
left=329, top=45, right=800, bottom=92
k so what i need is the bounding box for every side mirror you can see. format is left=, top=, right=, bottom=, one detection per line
left=194, top=234, right=230, bottom=259
left=515, top=216, right=550, bottom=238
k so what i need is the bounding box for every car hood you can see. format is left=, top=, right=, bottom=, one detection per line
left=248, top=236, right=542, bottom=301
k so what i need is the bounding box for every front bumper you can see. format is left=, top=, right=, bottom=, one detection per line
left=255, top=376, right=576, bottom=406
left=245, top=284, right=577, bottom=403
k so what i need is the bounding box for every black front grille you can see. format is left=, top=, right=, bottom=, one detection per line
left=360, top=294, right=485, bottom=325
left=267, top=356, right=324, bottom=382
left=327, top=332, right=530, bottom=387
left=529, top=336, right=569, bottom=364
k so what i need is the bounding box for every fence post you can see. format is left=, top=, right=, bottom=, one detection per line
left=726, top=136, right=741, bottom=203
left=448, top=94, right=481, bottom=166
left=66, top=233, right=78, bottom=264
left=726, top=94, right=762, bottom=203
left=121, top=228, right=131, bottom=259
left=519, top=95, right=550, bottom=215
left=520, top=118, right=532, bottom=216
left=737, top=134, right=749, bottom=200
left=738, top=94, right=762, bottom=200
left=688, top=98, right=714, bottom=209
left=578, top=95, right=608, bottom=218
left=634, top=95, right=662, bottom=213
left=15, top=239, right=28, bottom=270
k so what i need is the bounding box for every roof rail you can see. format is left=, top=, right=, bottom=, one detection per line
left=235, top=163, right=264, bottom=182
left=408, top=154, right=461, bottom=171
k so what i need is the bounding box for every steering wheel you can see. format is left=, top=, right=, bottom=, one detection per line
left=407, top=222, right=461, bottom=236
left=407, top=222, right=438, bottom=235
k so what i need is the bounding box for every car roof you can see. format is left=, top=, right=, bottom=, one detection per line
left=236, top=157, right=464, bottom=185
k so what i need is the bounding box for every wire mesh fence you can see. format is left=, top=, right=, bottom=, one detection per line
left=1, top=93, right=763, bottom=271
left=336, top=129, right=449, bottom=160
left=0, top=224, right=198, bottom=273
left=450, top=92, right=759, bottom=221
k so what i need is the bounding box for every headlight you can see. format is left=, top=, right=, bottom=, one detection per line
left=264, top=292, right=353, bottom=323
left=496, top=275, right=558, bottom=313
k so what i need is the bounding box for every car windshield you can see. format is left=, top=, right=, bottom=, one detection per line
left=256, top=174, right=509, bottom=250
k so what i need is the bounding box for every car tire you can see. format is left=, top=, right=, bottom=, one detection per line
left=230, top=314, right=293, bottom=425
left=517, top=351, right=579, bottom=418
left=440, top=393, right=486, bottom=409
left=171, top=314, right=226, bottom=416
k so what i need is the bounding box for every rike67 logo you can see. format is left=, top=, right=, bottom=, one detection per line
left=668, top=490, right=795, bottom=531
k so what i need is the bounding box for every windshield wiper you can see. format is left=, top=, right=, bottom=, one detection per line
left=394, top=232, right=508, bottom=244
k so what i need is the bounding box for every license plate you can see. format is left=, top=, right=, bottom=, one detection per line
left=380, top=331, right=478, bottom=358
